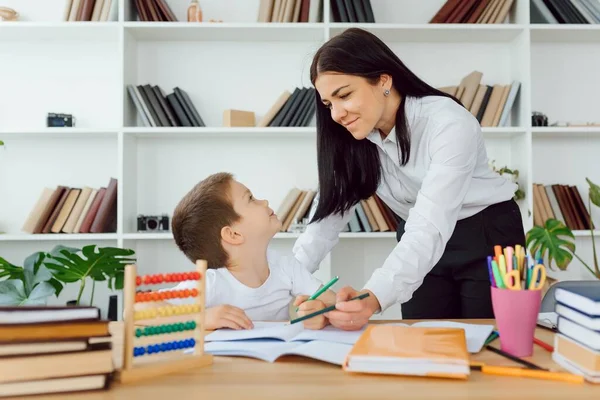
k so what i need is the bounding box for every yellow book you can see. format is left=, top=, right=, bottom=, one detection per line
left=343, top=325, right=470, bottom=379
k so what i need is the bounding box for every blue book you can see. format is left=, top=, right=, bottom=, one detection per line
left=555, top=285, right=600, bottom=317
left=556, top=302, right=600, bottom=332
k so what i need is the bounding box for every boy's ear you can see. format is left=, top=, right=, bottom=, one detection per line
left=221, top=225, right=244, bottom=245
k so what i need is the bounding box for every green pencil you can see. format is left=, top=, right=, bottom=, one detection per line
left=290, top=293, right=370, bottom=325
left=295, top=275, right=339, bottom=311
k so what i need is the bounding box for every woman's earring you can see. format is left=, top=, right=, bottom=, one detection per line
left=384, top=89, right=390, bottom=96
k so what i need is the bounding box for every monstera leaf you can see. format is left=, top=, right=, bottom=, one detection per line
left=526, top=219, right=575, bottom=271
left=23, top=251, right=64, bottom=296
left=0, top=252, right=59, bottom=306
left=0, top=260, right=55, bottom=306
left=44, top=245, right=136, bottom=305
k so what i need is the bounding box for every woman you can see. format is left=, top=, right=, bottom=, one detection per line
left=292, top=28, right=525, bottom=330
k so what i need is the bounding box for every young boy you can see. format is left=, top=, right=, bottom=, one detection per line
left=166, top=172, right=336, bottom=330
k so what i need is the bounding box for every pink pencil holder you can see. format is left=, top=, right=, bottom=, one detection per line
left=490, top=286, right=542, bottom=357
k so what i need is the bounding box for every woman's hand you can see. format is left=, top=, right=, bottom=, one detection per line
left=325, top=286, right=380, bottom=331
left=205, top=305, right=254, bottom=331
left=293, top=295, right=328, bottom=330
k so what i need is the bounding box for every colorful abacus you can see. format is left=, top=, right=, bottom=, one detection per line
left=116, top=260, right=213, bottom=383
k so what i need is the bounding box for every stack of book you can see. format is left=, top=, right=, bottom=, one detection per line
left=0, top=306, right=114, bottom=397
left=551, top=285, right=600, bottom=383
left=276, top=189, right=398, bottom=233
left=532, top=0, right=600, bottom=24
left=63, top=0, right=118, bottom=21
left=437, top=71, right=521, bottom=127
left=21, top=177, right=117, bottom=235
left=429, top=0, right=515, bottom=24
left=127, top=84, right=206, bottom=128
left=532, top=183, right=593, bottom=230
left=257, top=0, right=324, bottom=22
left=258, top=87, right=316, bottom=127
left=330, top=0, right=375, bottom=22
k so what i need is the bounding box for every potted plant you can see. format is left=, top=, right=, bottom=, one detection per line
left=490, top=160, right=526, bottom=201
left=0, top=244, right=136, bottom=306
left=525, top=177, right=600, bottom=279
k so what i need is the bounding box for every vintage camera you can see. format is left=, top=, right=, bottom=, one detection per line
left=532, top=111, right=548, bottom=127
left=47, top=113, right=75, bottom=127
left=137, top=214, right=170, bottom=232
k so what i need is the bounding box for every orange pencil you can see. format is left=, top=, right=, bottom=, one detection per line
left=471, top=364, right=584, bottom=384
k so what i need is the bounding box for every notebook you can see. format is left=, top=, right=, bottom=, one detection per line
left=205, top=340, right=352, bottom=365
left=391, top=321, right=493, bottom=353
left=205, top=321, right=365, bottom=345
left=555, top=286, right=600, bottom=316
left=205, top=320, right=492, bottom=352
left=343, top=325, right=470, bottom=379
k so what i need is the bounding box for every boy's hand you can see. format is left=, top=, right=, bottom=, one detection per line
left=293, top=295, right=328, bottom=330
left=206, top=305, right=253, bottom=331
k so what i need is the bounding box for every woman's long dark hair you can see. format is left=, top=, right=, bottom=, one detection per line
left=309, top=28, right=462, bottom=223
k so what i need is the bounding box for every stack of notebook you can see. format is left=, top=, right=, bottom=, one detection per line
left=0, top=306, right=114, bottom=397
left=550, top=284, right=600, bottom=383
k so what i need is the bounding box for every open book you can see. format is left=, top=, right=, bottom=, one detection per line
left=205, top=321, right=365, bottom=345
left=205, top=340, right=353, bottom=365
left=203, top=320, right=493, bottom=366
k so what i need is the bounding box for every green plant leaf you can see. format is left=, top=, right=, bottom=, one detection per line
left=0, top=256, right=23, bottom=281
left=22, top=282, right=54, bottom=305
left=24, top=251, right=44, bottom=274
left=587, top=178, right=600, bottom=208
left=44, top=245, right=136, bottom=286
left=526, top=219, right=575, bottom=270
left=0, top=280, right=26, bottom=306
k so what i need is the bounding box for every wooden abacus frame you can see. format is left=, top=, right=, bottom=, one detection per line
left=116, top=260, right=213, bottom=384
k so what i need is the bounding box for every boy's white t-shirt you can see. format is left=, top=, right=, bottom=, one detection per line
left=165, top=249, right=323, bottom=321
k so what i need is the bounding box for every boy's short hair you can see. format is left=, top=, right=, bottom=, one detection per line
left=172, top=172, right=240, bottom=269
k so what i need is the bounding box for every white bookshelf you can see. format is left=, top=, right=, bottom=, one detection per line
left=1, top=0, right=599, bottom=319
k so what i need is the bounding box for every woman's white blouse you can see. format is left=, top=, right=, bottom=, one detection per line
left=292, top=95, right=517, bottom=312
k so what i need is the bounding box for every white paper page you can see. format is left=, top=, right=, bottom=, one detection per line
left=410, top=321, right=493, bottom=353
left=205, top=321, right=304, bottom=342
left=284, top=340, right=352, bottom=366
left=205, top=340, right=300, bottom=362
left=292, top=325, right=366, bottom=344
left=205, top=339, right=351, bottom=365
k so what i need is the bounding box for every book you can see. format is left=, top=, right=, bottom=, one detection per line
left=0, top=342, right=113, bottom=384
left=205, top=320, right=493, bottom=353
left=554, top=333, right=600, bottom=374
left=343, top=325, right=471, bottom=379
left=0, top=373, right=111, bottom=398
left=0, top=306, right=100, bottom=325
left=205, top=339, right=352, bottom=365
left=556, top=285, right=600, bottom=317
left=556, top=303, right=600, bottom=331
left=205, top=322, right=364, bottom=345
left=557, top=316, right=600, bottom=351
left=0, top=320, right=109, bottom=343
